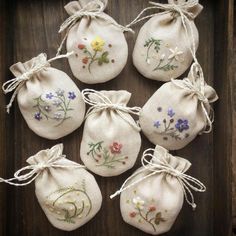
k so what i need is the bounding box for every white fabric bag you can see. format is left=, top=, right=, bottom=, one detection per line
left=131, top=0, right=203, bottom=81
left=58, top=0, right=131, bottom=84
left=110, top=145, right=206, bottom=235
left=2, top=53, right=85, bottom=140
left=139, top=63, right=218, bottom=150
left=0, top=144, right=102, bottom=231
left=80, top=89, right=142, bottom=177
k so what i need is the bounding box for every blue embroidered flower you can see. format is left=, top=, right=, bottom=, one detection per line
left=34, top=112, right=42, bottom=121
left=55, top=89, right=64, bottom=97
left=68, top=92, right=76, bottom=100
left=167, top=108, right=175, bottom=117
left=46, top=93, right=54, bottom=99
left=175, top=119, right=189, bottom=132
left=154, top=121, right=161, bottom=128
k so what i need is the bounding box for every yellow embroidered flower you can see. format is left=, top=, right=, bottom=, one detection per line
left=91, top=36, right=105, bottom=51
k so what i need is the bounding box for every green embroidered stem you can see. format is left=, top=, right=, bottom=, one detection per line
left=137, top=208, right=156, bottom=232
left=88, top=50, right=98, bottom=73
left=153, top=57, right=178, bottom=71
left=87, top=141, right=104, bottom=161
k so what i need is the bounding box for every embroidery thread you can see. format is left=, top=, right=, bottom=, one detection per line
left=33, top=89, right=76, bottom=126
left=45, top=180, right=92, bottom=224
left=128, top=196, right=166, bottom=232
left=78, top=36, right=111, bottom=73
left=144, top=38, right=183, bottom=72
left=154, top=107, right=190, bottom=140
left=87, top=141, right=128, bottom=169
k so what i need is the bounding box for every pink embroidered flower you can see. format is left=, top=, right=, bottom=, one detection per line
left=110, top=142, right=122, bottom=154
left=129, top=212, right=136, bottom=218
left=149, top=206, right=156, bottom=212
left=82, top=57, right=89, bottom=64
left=78, top=44, right=85, bottom=50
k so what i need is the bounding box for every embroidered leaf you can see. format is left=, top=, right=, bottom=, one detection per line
left=98, top=51, right=110, bottom=65
left=154, top=212, right=165, bottom=225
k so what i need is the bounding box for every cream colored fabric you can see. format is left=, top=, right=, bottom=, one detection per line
left=119, top=146, right=194, bottom=235
left=27, top=144, right=102, bottom=231
left=139, top=67, right=218, bottom=150
left=132, top=0, right=203, bottom=82
left=63, top=0, right=128, bottom=84
left=9, top=53, right=85, bottom=140
left=80, top=90, right=141, bottom=177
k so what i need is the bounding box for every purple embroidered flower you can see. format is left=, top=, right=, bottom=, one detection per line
left=157, top=107, right=162, bottom=112
left=34, top=112, right=42, bottom=121
left=55, top=89, right=64, bottom=97
left=68, top=92, right=76, bottom=100
left=154, top=121, right=161, bottom=128
left=167, top=108, right=175, bottom=117
left=46, top=93, right=54, bottom=99
left=175, top=119, right=189, bottom=132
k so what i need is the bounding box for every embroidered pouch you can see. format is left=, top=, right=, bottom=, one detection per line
left=139, top=63, right=218, bottom=150
left=132, top=0, right=203, bottom=82
left=3, top=53, right=85, bottom=140
left=0, top=144, right=102, bottom=231
left=110, top=145, right=206, bottom=235
left=80, top=89, right=141, bottom=177
left=58, top=0, right=130, bottom=84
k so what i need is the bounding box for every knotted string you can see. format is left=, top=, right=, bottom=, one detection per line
left=2, top=51, right=74, bottom=113
left=82, top=89, right=141, bottom=131
left=0, top=153, right=85, bottom=186
left=110, top=148, right=206, bottom=210
left=171, top=62, right=214, bottom=133
left=56, top=0, right=133, bottom=56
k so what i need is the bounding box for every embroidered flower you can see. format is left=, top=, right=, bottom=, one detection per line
left=175, top=119, right=189, bottom=132
left=34, top=112, right=42, bottom=121
left=129, top=212, right=137, bottom=218
left=91, top=36, right=105, bottom=52
left=43, top=105, right=51, bottom=112
left=46, top=92, right=54, bottom=99
left=55, top=89, right=64, bottom=97
left=53, top=99, right=62, bottom=107
left=110, top=142, right=122, bottom=154
left=168, top=47, right=183, bottom=61
left=54, top=113, right=62, bottom=120
left=154, top=121, right=161, bottom=128
left=82, top=57, right=89, bottom=64
left=68, top=92, right=76, bottom=100
left=78, top=44, right=85, bottom=50
left=149, top=206, right=156, bottom=212
left=167, top=108, right=175, bottom=117
left=133, top=196, right=145, bottom=210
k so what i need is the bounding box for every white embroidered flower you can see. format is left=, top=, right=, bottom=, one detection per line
left=168, top=47, right=183, bottom=61
left=133, top=196, right=145, bottom=210
left=160, top=54, right=166, bottom=60
left=53, top=99, right=62, bottom=107
left=53, top=113, right=62, bottom=120
left=55, top=89, right=64, bottom=97
left=146, top=58, right=151, bottom=64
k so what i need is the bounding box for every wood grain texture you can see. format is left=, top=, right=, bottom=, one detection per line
left=0, top=0, right=233, bottom=235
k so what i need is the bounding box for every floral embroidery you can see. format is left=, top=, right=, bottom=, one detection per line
left=78, top=36, right=111, bottom=73
left=144, top=38, right=183, bottom=72
left=153, top=107, right=190, bottom=141
left=45, top=180, right=92, bottom=224
left=33, top=89, right=76, bottom=126
left=127, top=195, right=166, bottom=232
left=87, top=141, right=128, bottom=169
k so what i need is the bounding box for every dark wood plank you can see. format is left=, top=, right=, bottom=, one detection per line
left=214, top=0, right=234, bottom=236
left=0, top=0, right=233, bottom=235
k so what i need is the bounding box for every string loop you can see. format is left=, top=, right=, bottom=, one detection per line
left=82, top=89, right=141, bottom=131
left=110, top=147, right=206, bottom=210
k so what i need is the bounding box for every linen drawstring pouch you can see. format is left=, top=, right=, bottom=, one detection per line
left=139, top=62, right=218, bottom=150
left=110, top=145, right=206, bottom=235
left=57, top=0, right=132, bottom=84
left=0, top=144, right=102, bottom=231
left=128, top=0, right=203, bottom=82
left=80, top=89, right=142, bottom=177
left=2, top=53, right=85, bottom=140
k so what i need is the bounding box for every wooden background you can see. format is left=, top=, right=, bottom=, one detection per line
left=0, top=0, right=233, bottom=235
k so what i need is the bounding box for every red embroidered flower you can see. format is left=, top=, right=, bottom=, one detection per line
left=129, top=212, right=136, bottom=218
left=78, top=44, right=85, bottom=49
left=149, top=206, right=156, bottom=212
left=110, top=142, right=122, bottom=154
left=82, top=57, right=89, bottom=64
